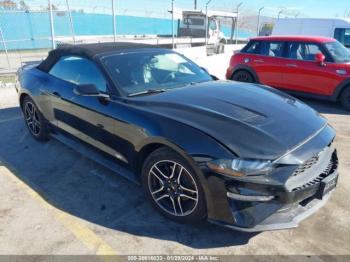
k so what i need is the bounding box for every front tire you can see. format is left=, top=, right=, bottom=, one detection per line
left=232, top=70, right=255, bottom=83
left=141, top=147, right=207, bottom=223
left=340, top=87, right=350, bottom=111
left=22, top=96, right=49, bottom=141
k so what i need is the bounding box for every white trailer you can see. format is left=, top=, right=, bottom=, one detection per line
left=272, top=18, right=350, bottom=48
left=178, top=10, right=238, bottom=54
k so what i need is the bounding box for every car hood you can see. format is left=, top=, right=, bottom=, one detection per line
left=127, top=81, right=327, bottom=160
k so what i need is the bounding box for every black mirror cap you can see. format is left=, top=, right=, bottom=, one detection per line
left=74, top=84, right=100, bottom=96
left=211, top=75, right=219, bottom=81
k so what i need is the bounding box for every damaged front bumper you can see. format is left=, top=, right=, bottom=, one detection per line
left=203, top=125, right=339, bottom=232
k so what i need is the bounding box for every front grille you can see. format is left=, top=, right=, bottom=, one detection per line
left=292, top=150, right=338, bottom=192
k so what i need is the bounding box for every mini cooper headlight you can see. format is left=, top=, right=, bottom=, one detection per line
left=207, top=159, right=273, bottom=177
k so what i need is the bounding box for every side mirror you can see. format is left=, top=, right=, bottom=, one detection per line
left=200, top=67, right=209, bottom=73
left=74, top=84, right=109, bottom=98
left=210, top=75, right=219, bottom=81
left=315, top=53, right=326, bottom=66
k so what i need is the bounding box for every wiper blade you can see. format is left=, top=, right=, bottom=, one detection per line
left=127, top=88, right=166, bottom=97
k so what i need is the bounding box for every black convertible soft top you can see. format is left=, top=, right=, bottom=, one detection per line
left=37, top=42, right=159, bottom=72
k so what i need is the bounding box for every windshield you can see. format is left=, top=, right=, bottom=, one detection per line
left=324, top=41, right=350, bottom=63
left=102, top=51, right=212, bottom=96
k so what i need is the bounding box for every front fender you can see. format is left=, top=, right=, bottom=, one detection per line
left=134, top=121, right=236, bottom=224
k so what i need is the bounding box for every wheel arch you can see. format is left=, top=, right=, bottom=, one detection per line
left=19, top=92, right=31, bottom=109
left=332, top=78, right=350, bottom=101
left=135, top=138, right=197, bottom=179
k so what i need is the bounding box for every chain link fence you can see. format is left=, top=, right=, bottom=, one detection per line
left=0, top=0, right=178, bottom=74
left=0, top=0, right=252, bottom=75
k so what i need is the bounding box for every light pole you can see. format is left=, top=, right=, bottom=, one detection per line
left=205, top=0, right=212, bottom=46
left=112, top=0, right=117, bottom=42
left=256, top=6, right=264, bottom=36
left=48, top=0, right=55, bottom=49
left=194, top=0, right=197, bottom=10
left=171, top=0, right=175, bottom=49
left=235, top=2, right=243, bottom=45
left=66, top=0, right=75, bottom=44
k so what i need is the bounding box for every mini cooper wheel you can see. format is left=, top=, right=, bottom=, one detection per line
left=142, top=147, right=206, bottom=223
left=340, top=87, right=350, bottom=111
left=232, top=70, right=255, bottom=83
left=22, top=96, right=49, bottom=141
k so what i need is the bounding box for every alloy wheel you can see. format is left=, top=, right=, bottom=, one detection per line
left=148, top=160, right=199, bottom=217
left=24, top=102, right=41, bottom=136
left=234, top=72, right=253, bottom=83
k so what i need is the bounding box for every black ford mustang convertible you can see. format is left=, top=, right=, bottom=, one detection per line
left=17, top=42, right=339, bottom=232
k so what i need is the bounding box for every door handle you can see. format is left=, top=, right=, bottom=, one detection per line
left=286, top=64, right=298, bottom=68
left=254, top=59, right=264, bottom=63
left=52, top=91, right=62, bottom=98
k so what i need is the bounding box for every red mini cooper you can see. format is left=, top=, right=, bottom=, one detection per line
left=226, top=36, right=350, bottom=110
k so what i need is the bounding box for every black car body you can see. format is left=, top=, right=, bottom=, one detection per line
left=17, top=43, right=339, bottom=232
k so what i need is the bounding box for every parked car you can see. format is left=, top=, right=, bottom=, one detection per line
left=226, top=36, right=350, bottom=110
left=17, top=42, right=339, bottom=232
left=272, top=18, right=350, bottom=48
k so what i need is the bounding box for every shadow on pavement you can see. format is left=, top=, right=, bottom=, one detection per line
left=0, top=106, right=257, bottom=249
left=299, top=98, right=350, bottom=115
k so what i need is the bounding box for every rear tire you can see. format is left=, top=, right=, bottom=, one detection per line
left=232, top=70, right=255, bottom=83
left=340, top=87, right=350, bottom=111
left=22, top=96, right=49, bottom=141
left=141, top=147, right=207, bottom=223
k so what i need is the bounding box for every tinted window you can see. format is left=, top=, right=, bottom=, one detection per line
left=49, top=56, right=108, bottom=93
left=183, top=16, right=204, bottom=26
left=244, top=41, right=283, bottom=57
left=244, top=41, right=261, bottom=54
left=260, top=42, right=284, bottom=57
left=334, top=28, right=350, bottom=48
left=102, top=51, right=212, bottom=95
left=286, top=43, right=324, bottom=61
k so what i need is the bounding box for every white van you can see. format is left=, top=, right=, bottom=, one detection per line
left=272, top=18, right=350, bottom=48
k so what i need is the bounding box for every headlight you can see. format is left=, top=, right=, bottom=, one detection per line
left=207, top=159, right=273, bottom=177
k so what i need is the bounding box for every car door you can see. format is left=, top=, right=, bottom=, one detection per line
left=47, top=56, right=128, bottom=163
left=281, top=42, right=338, bottom=95
left=243, top=40, right=284, bottom=87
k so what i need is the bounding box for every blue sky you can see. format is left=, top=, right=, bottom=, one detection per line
left=21, top=0, right=350, bottom=19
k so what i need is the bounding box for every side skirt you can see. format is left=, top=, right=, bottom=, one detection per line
left=274, top=88, right=337, bottom=102
left=50, top=132, right=140, bottom=185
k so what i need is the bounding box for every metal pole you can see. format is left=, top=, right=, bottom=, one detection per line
left=49, top=0, right=56, bottom=49
left=235, top=2, right=243, bottom=45
left=205, top=0, right=212, bottom=46
left=66, top=0, right=75, bottom=44
left=112, top=0, right=117, bottom=42
left=0, top=23, right=10, bottom=69
left=257, top=7, right=264, bottom=36
left=205, top=5, right=208, bottom=45
left=194, top=0, right=197, bottom=10
left=172, top=0, right=175, bottom=49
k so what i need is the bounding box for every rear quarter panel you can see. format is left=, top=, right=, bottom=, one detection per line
left=18, top=66, right=55, bottom=123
